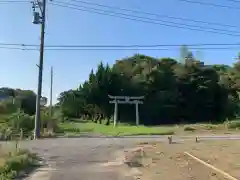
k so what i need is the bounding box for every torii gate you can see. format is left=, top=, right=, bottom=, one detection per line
left=108, top=95, right=144, bottom=127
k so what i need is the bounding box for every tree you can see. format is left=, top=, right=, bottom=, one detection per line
left=57, top=54, right=240, bottom=125
left=0, top=88, right=36, bottom=115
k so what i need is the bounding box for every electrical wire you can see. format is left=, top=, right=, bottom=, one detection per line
left=0, top=46, right=37, bottom=50
left=176, top=0, right=240, bottom=10
left=0, top=46, right=240, bottom=51
left=226, top=0, right=240, bottom=3
left=43, top=47, right=240, bottom=50
left=64, top=0, right=238, bottom=28
left=50, top=2, right=240, bottom=37
left=1, top=42, right=240, bottom=48
left=0, top=0, right=30, bottom=3
left=0, top=43, right=38, bottom=47
left=52, top=1, right=240, bottom=35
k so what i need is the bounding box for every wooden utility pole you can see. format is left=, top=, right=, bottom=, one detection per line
left=49, top=66, right=53, bottom=117
left=33, top=0, right=47, bottom=139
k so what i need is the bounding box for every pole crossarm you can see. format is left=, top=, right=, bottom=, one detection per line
left=109, top=100, right=143, bottom=104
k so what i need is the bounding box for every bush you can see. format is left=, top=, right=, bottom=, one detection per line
left=226, top=121, right=240, bottom=129
left=5, top=154, right=30, bottom=172
left=7, top=112, right=34, bottom=132
left=0, top=112, right=35, bottom=140
left=0, top=100, right=18, bottom=114
left=184, top=126, right=196, bottom=131
left=0, top=127, right=12, bottom=140
left=0, top=149, right=39, bottom=180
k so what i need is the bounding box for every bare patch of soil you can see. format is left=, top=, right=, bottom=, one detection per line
left=120, top=140, right=240, bottom=180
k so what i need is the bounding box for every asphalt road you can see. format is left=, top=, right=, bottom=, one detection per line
left=19, top=137, right=148, bottom=180
left=5, top=135, right=240, bottom=180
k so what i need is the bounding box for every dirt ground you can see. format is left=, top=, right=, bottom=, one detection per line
left=2, top=137, right=240, bottom=180
left=123, top=140, right=240, bottom=180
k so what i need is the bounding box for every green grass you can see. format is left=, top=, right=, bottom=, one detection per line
left=0, top=114, right=8, bottom=123
left=0, top=146, right=39, bottom=180
left=58, top=122, right=175, bottom=136
left=56, top=119, right=240, bottom=137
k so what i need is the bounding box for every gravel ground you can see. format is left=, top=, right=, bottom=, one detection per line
left=2, top=135, right=239, bottom=180
left=17, top=137, right=155, bottom=180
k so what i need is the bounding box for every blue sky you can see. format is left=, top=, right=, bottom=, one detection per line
left=0, top=0, right=240, bottom=104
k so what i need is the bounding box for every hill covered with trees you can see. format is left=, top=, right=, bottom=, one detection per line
left=58, top=53, right=240, bottom=125
left=0, top=88, right=36, bottom=115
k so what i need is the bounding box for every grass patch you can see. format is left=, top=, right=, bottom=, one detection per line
left=58, top=122, right=175, bottom=136
left=58, top=120, right=239, bottom=137
left=0, top=145, right=39, bottom=180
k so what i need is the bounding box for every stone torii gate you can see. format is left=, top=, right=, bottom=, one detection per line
left=108, top=95, right=144, bottom=127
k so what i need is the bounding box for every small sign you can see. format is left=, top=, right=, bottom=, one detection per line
left=40, top=97, right=47, bottom=106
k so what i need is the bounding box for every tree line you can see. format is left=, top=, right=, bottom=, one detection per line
left=58, top=52, right=240, bottom=125
left=0, top=88, right=36, bottom=115
left=2, top=51, right=238, bottom=125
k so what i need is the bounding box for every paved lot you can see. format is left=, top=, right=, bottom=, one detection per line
left=4, top=135, right=239, bottom=180
left=18, top=137, right=150, bottom=180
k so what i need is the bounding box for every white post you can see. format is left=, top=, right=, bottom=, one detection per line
left=114, top=102, right=118, bottom=127
left=135, top=102, right=139, bottom=126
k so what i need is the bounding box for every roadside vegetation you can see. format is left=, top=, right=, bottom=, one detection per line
left=0, top=88, right=59, bottom=140
left=0, top=144, right=39, bottom=180
left=1, top=50, right=240, bottom=139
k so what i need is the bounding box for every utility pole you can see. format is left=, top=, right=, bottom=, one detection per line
left=32, top=0, right=47, bottom=139
left=49, top=66, right=53, bottom=117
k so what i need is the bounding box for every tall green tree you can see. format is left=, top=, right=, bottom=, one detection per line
left=58, top=54, right=240, bottom=125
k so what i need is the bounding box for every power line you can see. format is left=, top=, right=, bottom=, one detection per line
left=52, top=1, right=240, bottom=35
left=0, top=46, right=37, bottom=50
left=0, top=0, right=30, bottom=3
left=64, top=0, right=238, bottom=28
left=50, top=2, right=240, bottom=37
left=2, top=42, right=240, bottom=48
left=226, top=0, right=240, bottom=3
left=43, top=47, right=240, bottom=50
left=0, top=46, right=240, bottom=51
left=176, top=0, right=240, bottom=10
left=0, top=43, right=38, bottom=47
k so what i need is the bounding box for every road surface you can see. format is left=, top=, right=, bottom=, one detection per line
left=5, top=135, right=240, bottom=180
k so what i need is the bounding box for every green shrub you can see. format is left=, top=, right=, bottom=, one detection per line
left=7, top=112, right=34, bottom=131
left=0, top=149, right=38, bottom=180
left=184, top=126, right=196, bottom=131
left=0, top=100, right=18, bottom=114
left=0, top=127, right=12, bottom=140
left=0, top=112, right=35, bottom=140
left=53, top=109, right=64, bottom=122
left=204, top=124, right=219, bottom=130
left=5, top=154, right=29, bottom=172
left=226, top=121, right=240, bottom=129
